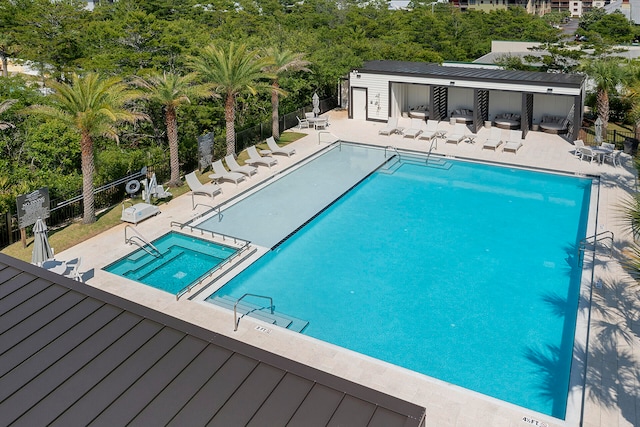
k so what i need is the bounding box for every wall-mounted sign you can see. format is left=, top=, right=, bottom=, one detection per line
left=16, top=188, right=50, bottom=229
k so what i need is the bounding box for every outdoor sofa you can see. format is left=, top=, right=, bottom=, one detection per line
left=450, top=108, right=473, bottom=124
left=493, top=113, right=521, bottom=129
left=539, top=115, right=569, bottom=134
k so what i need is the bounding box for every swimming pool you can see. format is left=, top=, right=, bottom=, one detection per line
left=202, top=143, right=592, bottom=419
left=104, top=231, right=239, bottom=295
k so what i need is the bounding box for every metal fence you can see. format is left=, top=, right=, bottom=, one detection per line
left=235, top=97, right=338, bottom=152
left=0, top=98, right=337, bottom=250
left=577, top=126, right=636, bottom=148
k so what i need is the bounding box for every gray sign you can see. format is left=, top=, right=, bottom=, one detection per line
left=197, top=131, right=214, bottom=170
left=16, top=188, right=50, bottom=229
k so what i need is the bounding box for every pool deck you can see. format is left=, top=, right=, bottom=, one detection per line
left=58, top=110, right=639, bottom=427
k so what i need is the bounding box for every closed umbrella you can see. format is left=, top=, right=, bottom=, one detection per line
left=594, top=117, right=603, bottom=144
left=31, top=218, right=53, bottom=266
left=312, top=92, right=320, bottom=117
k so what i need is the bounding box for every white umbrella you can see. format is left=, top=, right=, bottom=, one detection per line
left=31, top=218, right=53, bottom=266
left=312, top=92, right=320, bottom=117
left=594, top=117, right=603, bottom=144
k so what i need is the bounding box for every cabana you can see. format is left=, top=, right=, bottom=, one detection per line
left=348, top=60, right=586, bottom=141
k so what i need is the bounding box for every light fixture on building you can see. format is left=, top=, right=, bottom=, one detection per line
left=450, top=81, right=455, bottom=86
left=547, top=88, right=553, bottom=93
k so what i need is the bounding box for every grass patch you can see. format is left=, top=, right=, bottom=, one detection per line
left=1, top=184, right=190, bottom=263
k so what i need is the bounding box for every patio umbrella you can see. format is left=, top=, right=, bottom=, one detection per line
left=312, top=92, right=320, bottom=117
left=31, top=217, right=53, bottom=266
left=594, top=117, right=603, bottom=144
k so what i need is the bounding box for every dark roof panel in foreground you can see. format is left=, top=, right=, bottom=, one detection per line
left=360, top=60, right=585, bottom=88
left=0, top=254, right=426, bottom=426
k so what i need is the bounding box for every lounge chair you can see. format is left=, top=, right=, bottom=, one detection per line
left=245, top=145, right=278, bottom=168
left=483, top=128, right=503, bottom=151
left=185, top=171, right=222, bottom=200
left=446, top=123, right=467, bottom=144
left=265, top=136, right=296, bottom=157
left=225, top=155, right=258, bottom=178
left=379, top=117, right=399, bottom=136
left=403, top=118, right=423, bottom=139
left=503, top=130, right=523, bottom=153
left=418, top=120, right=439, bottom=141
left=211, top=160, right=245, bottom=186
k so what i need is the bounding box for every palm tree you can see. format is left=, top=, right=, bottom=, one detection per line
left=0, top=98, right=17, bottom=129
left=133, top=72, right=213, bottom=187
left=189, top=43, right=273, bottom=155
left=263, top=48, right=310, bottom=140
left=26, top=73, right=147, bottom=224
left=581, top=57, right=629, bottom=136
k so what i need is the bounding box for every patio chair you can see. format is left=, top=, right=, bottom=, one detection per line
left=572, top=139, right=585, bottom=158
left=403, top=118, right=423, bottom=139
left=211, top=160, right=245, bottom=186
left=245, top=145, right=278, bottom=168
left=418, top=120, right=439, bottom=141
left=379, top=117, right=399, bottom=136
left=225, top=155, right=258, bottom=178
left=185, top=171, right=222, bottom=199
left=483, top=128, right=503, bottom=151
left=503, top=130, right=523, bottom=153
left=64, top=257, right=83, bottom=282
left=578, top=146, right=596, bottom=162
left=602, top=149, right=621, bottom=167
left=446, top=123, right=467, bottom=144
left=266, top=136, right=296, bottom=157
left=314, top=117, right=328, bottom=130
left=297, top=116, right=309, bottom=129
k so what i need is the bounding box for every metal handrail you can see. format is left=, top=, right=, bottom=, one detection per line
left=318, top=131, right=339, bottom=145
left=124, top=225, right=161, bottom=257
left=578, top=230, right=614, bottom=264
left=234, top=293, right=274, bottom=331
left=175, top=241, right=253, bottom=300
left=384, top=145, right=400, bottom=158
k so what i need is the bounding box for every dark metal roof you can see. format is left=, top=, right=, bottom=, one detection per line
left=360, top=60, right=585, bottom=88
left=0, top=253, right=426, bottom=426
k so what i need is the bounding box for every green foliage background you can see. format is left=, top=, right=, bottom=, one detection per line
left=0, top=0, right=607, bottom=212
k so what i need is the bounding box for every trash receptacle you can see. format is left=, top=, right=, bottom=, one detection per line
left=623, top=137, right=639, bottom=155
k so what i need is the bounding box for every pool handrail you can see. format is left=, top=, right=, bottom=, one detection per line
left=124, top=225, right=161, bottom=257
left=234, top=293, right=274, bottom=331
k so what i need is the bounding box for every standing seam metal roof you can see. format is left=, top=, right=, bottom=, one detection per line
left=360, top=60, right=585, bottom=88
left=0, top=253, right=426, bottom=426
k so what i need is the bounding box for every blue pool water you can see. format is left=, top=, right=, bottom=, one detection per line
left=207, top=149, right=592, bottom=419
left=105, top=232, right=238, bottom=294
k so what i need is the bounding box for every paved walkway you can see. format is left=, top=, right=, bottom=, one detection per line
left=59, top=111, right=639, bottom=427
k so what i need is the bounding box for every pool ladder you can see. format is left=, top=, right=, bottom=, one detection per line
left=234, top=293, right=274, bottom=331
left=578, top=230, right=614, bottom=265
left=124, top=226, right=162, bottom=257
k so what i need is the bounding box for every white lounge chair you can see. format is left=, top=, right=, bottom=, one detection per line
left=403, top=118, right=423, bottom=139
left=446, top=123, right=467, bottom=144
left=266, top=136, right=296, bottom=157
left=185, top=171, right=222, bottom=199
left=418, top=120, right=439, bottom=141
left=225, top=155, right=258, bottom=178
left=211, top=159, right=245, bottom=186
left=245, top=145, right=278, bottom=168
left=483, top=128, right=503, bottom=151
left=503, top=130, right=523, bottom=153
left=379, top=117, right=399, bottom=136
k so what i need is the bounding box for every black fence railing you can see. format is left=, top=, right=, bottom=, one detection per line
left=0, top=98, right=338, bottom=251
left=235, top=97, right=338, bottom=153
left=578, top=126, right=636, bottom=148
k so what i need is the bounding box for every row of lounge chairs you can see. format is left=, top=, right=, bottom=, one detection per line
left=380, top=117, right=524, bottom=153
left=185, top=136, right=296, bottom=207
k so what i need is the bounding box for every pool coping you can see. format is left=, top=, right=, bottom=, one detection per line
left=56, top=113, right=638, bottom=427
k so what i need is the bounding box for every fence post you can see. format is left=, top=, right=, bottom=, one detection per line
left=5, top=212, right=12, bottom=245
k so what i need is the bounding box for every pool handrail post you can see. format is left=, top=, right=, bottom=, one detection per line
left=234, top=293, right=274, bottom=331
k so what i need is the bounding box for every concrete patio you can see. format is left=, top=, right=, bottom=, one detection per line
left=57, top=109, right=639, bottom=427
